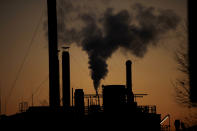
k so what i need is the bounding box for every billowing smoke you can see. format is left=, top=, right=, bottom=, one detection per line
left=54, top=0, right=180, bottom=92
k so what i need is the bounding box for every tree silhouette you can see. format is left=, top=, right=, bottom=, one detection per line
left=173, top=20, right=197, bottom=107
left=173, top=20, right=197, bottom=127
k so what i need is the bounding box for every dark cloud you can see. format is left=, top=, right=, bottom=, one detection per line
left=46, top=0, right=181, bottom=92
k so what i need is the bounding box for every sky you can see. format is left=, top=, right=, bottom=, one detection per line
left=0, top=0, right=192, bottom=130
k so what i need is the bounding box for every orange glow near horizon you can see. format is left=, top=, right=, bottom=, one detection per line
left=0, top=0, right=193, bottom=130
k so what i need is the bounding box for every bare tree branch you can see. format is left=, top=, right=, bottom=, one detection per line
left=172, top=20, right=197, bottom=127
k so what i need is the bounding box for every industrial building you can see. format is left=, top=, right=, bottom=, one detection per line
left=0, top=1, right=165, bottom=130
left=0, top=57, right=162, bottom=130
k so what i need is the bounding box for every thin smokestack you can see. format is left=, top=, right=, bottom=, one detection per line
left=47, top=0, right=60, bottom=107
left=62, top=51, right=70, bottom=108
left=188, top=0, right=197, bottom=103
left=126, top=60, right=134, bottom=103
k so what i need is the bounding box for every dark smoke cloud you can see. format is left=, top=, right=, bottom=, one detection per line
left=54, top=0, right=180, bottom=92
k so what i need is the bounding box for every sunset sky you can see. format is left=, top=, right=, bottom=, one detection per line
left=0, top=0, right=191, bottom=129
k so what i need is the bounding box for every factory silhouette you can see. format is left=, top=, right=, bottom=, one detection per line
left=0, top=1, right=172, bottom=130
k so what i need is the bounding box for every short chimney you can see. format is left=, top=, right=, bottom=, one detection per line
left=126, top=60, right=134, bottom=103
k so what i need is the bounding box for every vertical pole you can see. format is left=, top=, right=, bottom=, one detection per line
left=4, top=98, right=6, bottom=115
left=169, top=115, right=170, bottom=131
left=88, top=98, right=89, bottom=108
left=32, top=94, right=34, bottom=107
left=47, top=0, right=60, bottom=107
left=90, top=97, right=91, bottom=106
left=0, top=87, right=1, bottom=115
left=72, top=88, right=73, bottom=107
left=98, top=94, right=100, bottom=106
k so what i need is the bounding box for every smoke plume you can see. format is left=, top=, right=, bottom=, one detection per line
left=55, top=0, right=180, bottom=92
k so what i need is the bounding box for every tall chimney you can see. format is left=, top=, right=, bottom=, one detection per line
left=126, top=60, right=134, bottom=103
left=47, top=0, right=60, bottom=107
left=62, top=51, right=70, bottom=108
left=188, top=0, right=197, bottom=103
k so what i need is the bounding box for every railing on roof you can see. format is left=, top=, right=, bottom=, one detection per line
left=137, top=105, right=156, bottom=114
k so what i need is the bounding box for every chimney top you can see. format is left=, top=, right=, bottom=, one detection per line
left=126, top=60, right=132, bottom=65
